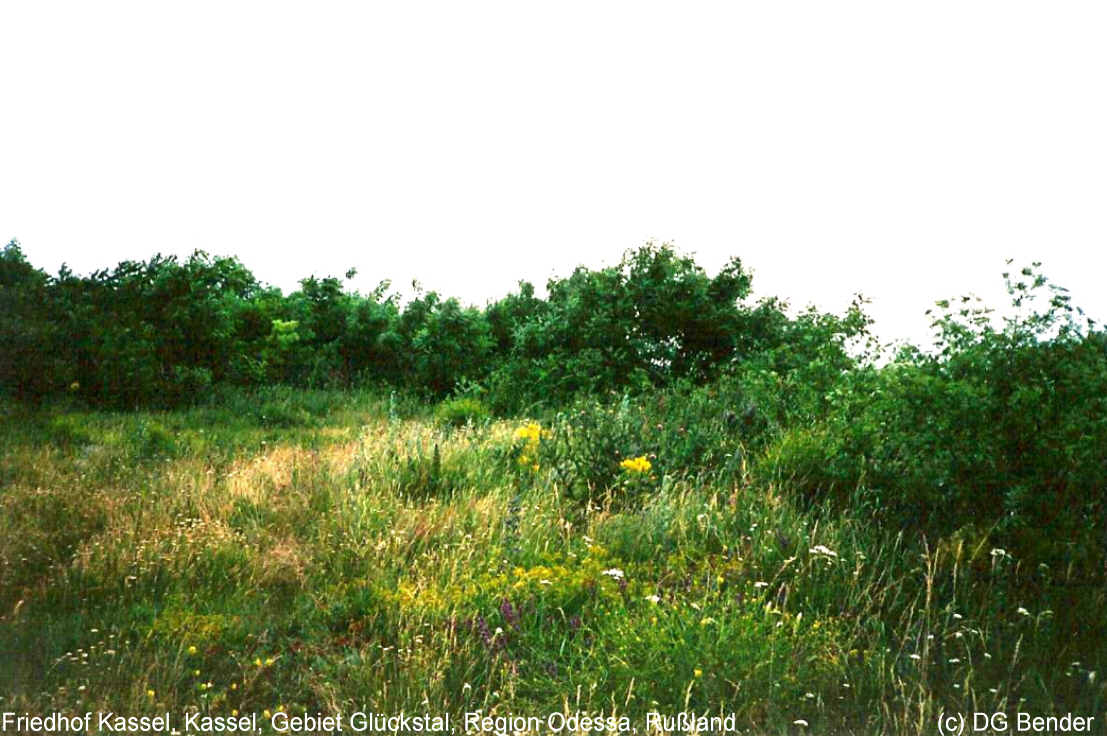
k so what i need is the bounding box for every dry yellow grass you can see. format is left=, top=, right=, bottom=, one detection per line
left=225, top=445, right=315, bottom=502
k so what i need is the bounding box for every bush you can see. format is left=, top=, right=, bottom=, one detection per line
left=485, top=244, right=760, bottom=410
left=254, top=402, right=315, bottom=428
left=4, top=242, right=872, bottom=414
left=545, top=375, right=788, bottom=505
left=42, top=414, right=93, bottom=448
left=755, top=426, right=859, bottom=502
left=434, top=397, right=491, bottom=428
left=763, top=266, right=1107, bottom=574
left=129, top=420, right=177, bottom=460
left=548, top=396, right=654, bottom=504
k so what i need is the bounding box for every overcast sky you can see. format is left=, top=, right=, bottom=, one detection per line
left=2, top=2, right=1104, bottom=346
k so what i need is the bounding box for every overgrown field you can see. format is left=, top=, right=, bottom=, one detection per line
left=3, top=244, right=1106, bottom=732
left=1, top=386, right=1103, bottom=734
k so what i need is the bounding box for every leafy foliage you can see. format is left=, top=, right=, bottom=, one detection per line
left=1, top=240, right=819, bottom=409
left=486, top=243, right=767, bottom=410
left=758, top=265, right=1107, bottom=571
left=434, top=396, right=492, bottom=428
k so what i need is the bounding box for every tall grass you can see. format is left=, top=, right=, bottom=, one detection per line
left=0, top=388, right=1102, bottom=734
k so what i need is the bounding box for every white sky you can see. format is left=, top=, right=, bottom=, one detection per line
left=2, top=2, right=1105, bottom=346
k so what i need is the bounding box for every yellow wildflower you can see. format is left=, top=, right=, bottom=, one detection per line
left=514, top=422, right=548, bottom=471
left=620, top=456, right=652, bottom=474
left=187, top=645, right=197, bottom=655
left=513, top=422, right=543, bottom=443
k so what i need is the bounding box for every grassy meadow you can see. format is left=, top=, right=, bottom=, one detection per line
left=1, top=386, right=1103, bottom=735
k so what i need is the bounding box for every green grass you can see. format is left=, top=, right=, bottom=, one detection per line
left=0, top=389, right=1103, bottom=734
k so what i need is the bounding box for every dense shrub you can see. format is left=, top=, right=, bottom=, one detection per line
left=759, top=267, right=1107, bottom=573
left=486, top=244, right=771, bottom=411
left=434, top=396, right=492, bottom=428
left=42, top=414, right=93, bottom=448
left=548, top=383, right=763, bottom=505
left=541, top=292, right=874, bottom=506
left=4, top=240, right=857, bottom=410
left=548, top=396, right=656, bottom=503
left=128, top=420, right=177, bottom=460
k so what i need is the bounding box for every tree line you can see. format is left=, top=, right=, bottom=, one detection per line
left=0, top=239, right=866, bottom=410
